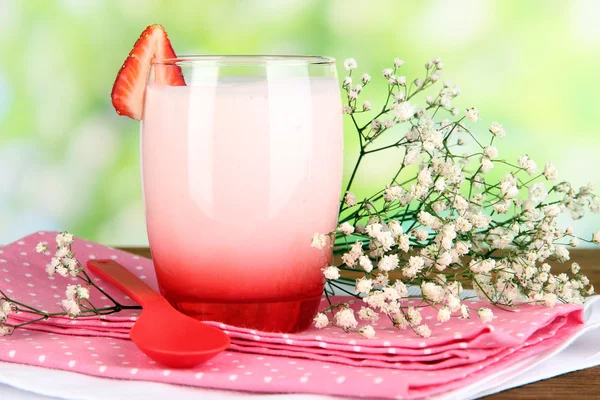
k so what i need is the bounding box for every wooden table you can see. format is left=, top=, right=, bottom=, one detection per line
left=121, top=247, right=600, bottom=399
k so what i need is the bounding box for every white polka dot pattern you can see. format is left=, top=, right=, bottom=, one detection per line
left=0, top=232, right=586, bottom=399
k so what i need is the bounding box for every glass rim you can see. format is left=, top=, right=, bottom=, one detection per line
left=152, top=55, right=336, bottom=66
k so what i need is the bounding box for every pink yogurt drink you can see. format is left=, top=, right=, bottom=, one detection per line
left=141, top=56, right=343, bottom=332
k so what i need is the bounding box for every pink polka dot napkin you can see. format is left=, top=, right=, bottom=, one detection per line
left=0, top=232, right=585, bottom=399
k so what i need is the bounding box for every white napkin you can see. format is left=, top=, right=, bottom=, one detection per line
left=0, top=296, right=598, bottom=400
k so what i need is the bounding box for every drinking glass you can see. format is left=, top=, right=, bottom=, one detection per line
left=141, top=56, right=343, bottom=332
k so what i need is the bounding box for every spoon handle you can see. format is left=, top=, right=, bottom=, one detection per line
left=87, top=260, right=164, bottom=307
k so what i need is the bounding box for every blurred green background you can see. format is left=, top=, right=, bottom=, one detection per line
left=1, top=0, right=599, bottom=245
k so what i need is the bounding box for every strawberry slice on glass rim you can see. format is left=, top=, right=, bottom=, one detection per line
left=111, top=24, right=185, bottom=120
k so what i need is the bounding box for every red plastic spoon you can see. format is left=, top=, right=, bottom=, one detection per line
left=87, top=260, right=230, bottom=368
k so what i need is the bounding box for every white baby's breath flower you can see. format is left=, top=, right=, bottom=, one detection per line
left=418, top=210, right=435, bottom=227
left=543, top=204, right=561, bottom=218
left=407, top=307, right=422, bottom=325
left=412, top=229, right=428, bottom=241
left=45, top=263, right=56, bottom=276
left=55, top=246, right=70, bottom=259
left=344, top=58, right=357, bottom=71
left=489, top=122, right=505, bottom=138
left=350, top=240, right=364, bottom=257
left=465, top=107, right=479, bottom=122
left=362, top=100, right=372, bottom=111
left=440, top=95, right=451, bottom=108
left=0, top=304, right=12, bottom=319
left=51, top=256, right=61, bottom=268
left=470, top=258, right=496, bottom=274
left=358, top=255, right=373, bottom=273
left=542, top=293, right=557, bottom=307
left=518, top=155, right=537, bottom=175
left=493, top=200, right=510, bottom=214
left=394, top=58, right=404, bottom=68
left=56, top=232, right=73, bottom=247
left=455, top=241, right=471, bottom=256
left=592, top=231, right=600, bottom=244
left=355, top=277, right=373, bottom=295
left=56, top=266, right=69, bottom=278
left=342, top=105, right=353, bottom=114
left=460, top=304, right=470, bottom=319
left=67, top=258, right=79, bottom=271
left=377, top=254, right=399, bottom=272
left=480, top=157, right=494, bottom=173
left=0, top=301, right=12, bottom=320
left=555, top=245, right=570, bottom=262
left=403, top=146, right=421, bottom=165
left=338, top=222, right=355, bottom=236
left=310, top=233, right=327, bottom=250
left=415, top=324, right=432, bottom=338
left=544, top=162, right=558, bottom=180
left=388, top=220, right=403, bottom=237
left=391, top=102, right=415, bottom=121
left=371, top=119, right=382, bottom=132
left=358, top=306, right=379, bottom=322
left=35, top=242, right=47, bottom=253
left=394, top=281, right=409, bottom=298
left=359, top=325, right=376, bottom=338
left=500, top=174, right=519, bottom=199
left=76, top=286, right=90, bottom=300
left=313, top=313, right=329, bottom=329
left=435, top=252, right=453, bottom=270
left=364, top=291, right=386, bottom=311
left=477, top=308, right=494, bottom=323
left=484, top=146, right=498, bottom=159
left=446, top=292, right=462, bottom=311
left=323, top=266, right=340, bottom=280
left=403, top=256, right=425, bottom=278
left=455, top=217, right=472, bottom=233
left=392, top=313, right=410, bottom=329
left=437, top=307, right=452, bottom=322
left=361, top=73, right=371, bottom=84
left=397, top=234, right=410, bottom=253
left=65, top=285, right=78, bottom=301
left=470, top=213, right=492, bottom=229
left=61, top=299, right=81, bottom=317
left=334, top=308, right=358, bottom=330
left=529, top=182, right=548, bottom=203
left=421, top=282, right=444, bottom=302
left=453, top=195, right=469, bottom=211
left=382, top=68, right=393, bottom=78
left=344, top=192, right=357, bottom=207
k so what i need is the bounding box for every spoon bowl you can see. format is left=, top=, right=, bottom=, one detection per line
left=87, top=260, right=230, bottom=368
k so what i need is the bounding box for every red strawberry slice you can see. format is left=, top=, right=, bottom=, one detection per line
left=111, top=24, right=185, bottom=120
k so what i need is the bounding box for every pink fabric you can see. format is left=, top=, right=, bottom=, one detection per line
left=0, top=232, right=585, bottom=399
